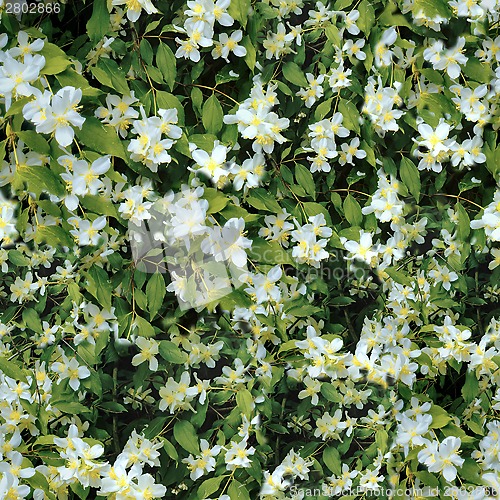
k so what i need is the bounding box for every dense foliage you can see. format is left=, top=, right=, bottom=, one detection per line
left=0, top=0, right=500, bottom=498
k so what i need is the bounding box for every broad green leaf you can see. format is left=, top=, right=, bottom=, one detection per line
left=320, top=383, right=342, bottom=402
left=400, top=157, right=421, bottom=202
left=429, top=405, right=451, bottom=429
left=323, top=447, right=341, bottom=475
left=247, top=239, right=292, bottom=265
left=76, top=117, right=127, bottom=160
left=198, top=476, right=225, bottom=499
left=16, top=165, right=65, bottom=197
left=204, top=188, right=229, bottom=214
left=34, top=226, right=73, bottom=248
left=242, top=35, right=256, bottom=71
left=0, top=357, right=28, bottom=382
left=236, top=389, right=254, bottom=417
left=227, top=480, right=250, bottom=500
left=173, top=420, right=200, bottom=455
left=357, top=0, right=376, bottom=34
left=343, top=194, right=363, bottom=226
left=338, top=99, right=360, bottom=133
left=17, top=131, right=50, bottom=154
left=282, top=62, right=308, bottom=88
left=202, top=95, right=223, bottom=135
left=455, top=202, right=470, bottom=240
left=134, top=316, right=156, bottom=338
left=86, top=0, right=110, bottom=44
left=146, top=273, right=166, bottom=320
left=227, top=0, right=251, bottom=27
left=156, top=42, right=176, bottom=91
left=295, top=164, right=315, bottom=198
left=159, top=340, right=186, bottom=364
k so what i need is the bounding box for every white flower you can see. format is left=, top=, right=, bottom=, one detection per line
left=132, top=337, right=160, bottom=371
left=224, top=439, right=255, bottom=470
left=417, top=437, right=464, bottom=481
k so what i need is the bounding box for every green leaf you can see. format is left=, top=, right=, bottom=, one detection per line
left=400, top=157, right=421, bottom=202
left=455, top=202, right=470, bottom=240
left=284, top=304, right=323, bottom=316
left=22, top=308, right=42, bottom=333
left=338, top=99, right=360, bottom=133
left=86, top=0, right=110, bottom=44
left=384, top=267, right=413, bottom=287
left=159, top=340, right=186, bottom=364
left=51, top=401, right=92, bottom=414
left=357, top=0, right=376, bottom=34
left=96, top=59, right=129, bottom=95
left=227, top=480, right=250, bottom=500
left=0, top=357, right=28, bottom=382
left=156, top=42, right=176, bottom=91
left=429, top=405, right=451, bottom=429
left=198, top=476, right=225, bottom=499
left=76, top=117, right=127, bottom=160
left=462, top=370, right=479, bottom=404
left=41, top=57, right=71, bottom=75
left=295, top=164, right=316, bottom=198
left=140, top=38, right=154, bottom=65
left=56, top=68, right=101, bottom=97
left=343, top=194, right=363, bottom=226
left=34, top=226, right=73, bottom=248
left=16, top=165, right=65, bottom=197
left=162, top=438, right=179, bottom=461
left=202, top=95, right=223, bottom=135
left=320, top=383, right=342, bottom=402
left=414, top=471, right=439, bottom=488
left=323, top=447, right=341, bottom=475
left=242, top=36, right=256, bottom=71
left=81, top=195, right=119, bottom=218
left=146, top=273, right=166, bottom=320
left=86, top=265, right=112, bottom=310
left=17, top=131, right=50, bottom=154
left=173, top=420, right=200, bottom=455
left=134, top=316, right=156, bottom=338
left=204, top=188, right=229, bottom=214
left=246, top=189, right=282, bottom=213
left=413, top=0, right=451, bottom=19
left=282, top=62, right=308, bottom=88
left=227, top=0, right=251, bottom=27
left=247, top=239, right=292, bottom=265
left=236, top=389, right=254, bottom=417
left=8, top=250, right=29, bottom=267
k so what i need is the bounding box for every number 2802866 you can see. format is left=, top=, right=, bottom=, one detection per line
left=5, top=1, right=61, bottom=15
